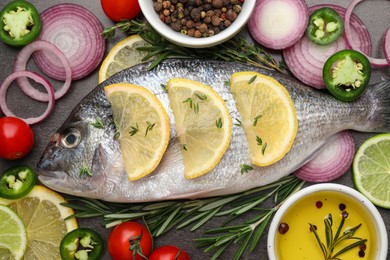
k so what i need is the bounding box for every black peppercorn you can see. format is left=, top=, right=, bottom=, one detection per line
left=278, top=222, right=289, bottom=234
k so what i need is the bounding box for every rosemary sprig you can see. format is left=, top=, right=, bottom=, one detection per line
left=62, top=175, right=304, bottom=259
left=102, top=19, right=288, bottom=73
left=310, top=213, right=367, bottom=260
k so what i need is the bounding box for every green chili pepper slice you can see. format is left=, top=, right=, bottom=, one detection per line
left=0, top=166, right=37, bottom=199
left=323, top=50, right=371, bottom=102
left=306, top=7, right=344, bottom=46
left=0, top=0, right=42, bottom=47
left=60, top=228, right=104, bottom=260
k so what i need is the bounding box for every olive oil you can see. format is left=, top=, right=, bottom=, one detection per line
left=275, top=191, right=376, bottom=260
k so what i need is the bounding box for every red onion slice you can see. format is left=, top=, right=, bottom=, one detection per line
left=283, top=4, right=372, bottom=89
left=33, top=3, right=105, bottom=80
left=384, top=26, right=390, bottom=64
left=345, top=0, right=389, bottom=67
left=13, top=40, right=72, bottom=102
left=0, top=71, right=55, bottom=125
left=295, top=131, right=355, bottom=183
left=248, top=0, right=308, bottom=50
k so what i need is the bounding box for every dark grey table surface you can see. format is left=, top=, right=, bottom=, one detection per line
left=0, top=0, right=389, bottom=259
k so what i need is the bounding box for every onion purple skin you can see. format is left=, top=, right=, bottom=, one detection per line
left=344, top=0, right=389, bottom=68
left=383, top=26, right=390, bottom=65
left=33, top=3, right=106, bottom=81
left=248, top=0, right=308, bottom=50
left=283, top=4, right=372, bottom=89
left=295, top=131, right=355, bottom=183
left=13, top=40, right=72, bottom=102
left=0, top=71, right=55, bottom=125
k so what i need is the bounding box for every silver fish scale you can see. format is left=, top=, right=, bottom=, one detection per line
left=38, top=59, right=389, bottom=202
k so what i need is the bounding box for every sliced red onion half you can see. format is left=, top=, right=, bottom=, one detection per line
left=283, top=4, right=372, bottom=89
left=14, top=40, right=72, bottom=102
left=383, top=26, right=390, bottom=64
left=295, top=131, right=355, bottom=183
left=345, top=0, right=389, bottom=67
left=33, top=3, right=105, bottom=81
left=0, top=71, right=55, bottom=125
left=248, top=0, right=308, bottom=50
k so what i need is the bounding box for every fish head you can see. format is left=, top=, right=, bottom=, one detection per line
left=37, top=93, right=123, bottom=197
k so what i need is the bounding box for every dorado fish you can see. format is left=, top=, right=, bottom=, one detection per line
left=37, top=59, right=390, bottom=202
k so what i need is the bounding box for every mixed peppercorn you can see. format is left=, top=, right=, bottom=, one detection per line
left=153, top=0, right=244, bottom=38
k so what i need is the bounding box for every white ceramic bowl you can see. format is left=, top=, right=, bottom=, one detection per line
left=267, top=184, right=388, bottom=260
left=139, top=0, right=256, bottom=48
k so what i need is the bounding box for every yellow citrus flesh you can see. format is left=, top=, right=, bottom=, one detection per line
left=0, top=204, right=27, bottom=260
left=0, top=185, right=78, bottom=259
left=167, top=78, right=232, bottom=179
left=98, top=35, right=150, bottom=83
left=230, top=72, right=298, bottom=166
left=105, top=83, right=170, bottom=181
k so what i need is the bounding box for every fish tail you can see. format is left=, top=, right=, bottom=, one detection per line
left=358, top=80, right=390, bottom=132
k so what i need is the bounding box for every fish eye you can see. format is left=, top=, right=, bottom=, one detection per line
left=61, top=128, right=81, bottom=148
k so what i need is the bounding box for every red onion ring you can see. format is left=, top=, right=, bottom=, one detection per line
left=13, top=40, right=72, bottom=102
left=384, top=26, right=390, bottom=64
left=295, top=131, right=355, bottom=183
left=0, top=71, right=55, bottom=125
left=283, top=4, right=372, bottom=89
left=33, top=3, right=105, bottom=80
left=248, top=0, right=308, bottom=50
left=345, top=0, right=389, bottom=67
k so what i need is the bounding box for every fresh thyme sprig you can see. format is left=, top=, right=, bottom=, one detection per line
left=310, top=213, right=367, bottom=260
left=102, top=19, right=288, bottom=73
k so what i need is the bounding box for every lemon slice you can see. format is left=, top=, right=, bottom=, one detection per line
left=230, top=72, right=298, bottom=166
left=0, top=185, right=78, bottom=259
left=98, top=35, right=150, bottom=83
left=0, top=205, right=27, bottom=260
left=353, top=133, right=390, bottom=208
left=105, top=83, right=170, bottom=181
left=167, top=78, right=232, bottom=179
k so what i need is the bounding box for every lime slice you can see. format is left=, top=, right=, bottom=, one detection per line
left=352, top=133, right=390, bottom=208
left=0, top=204, right=27, bottom=260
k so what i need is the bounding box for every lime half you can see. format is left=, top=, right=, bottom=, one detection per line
left=353, top=133, right=390, bottom=208
left=0, top=204, right=27, bottom=260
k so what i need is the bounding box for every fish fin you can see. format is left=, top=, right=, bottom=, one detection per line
left=357, top=80, right=390, bottom=132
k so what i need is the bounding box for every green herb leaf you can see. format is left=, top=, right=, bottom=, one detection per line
left=145, top=121, right=155, bottom=137
left=195, top=93, right=208, bottom=101
left=183, top=97, right=193, bottom=108
left=194, top=102, right=200, bottom=114
left=182, top=144, right=187, bottom=151
left=256, top=136, right=263, bottom=146
left=160, top=83, right=168, bottom=92
left=91, top=118, right=105, bottom=129
left=261, top=143, right=267, bottom=155
left=216, top=118, right=223, bottom=129
left=113, top=132, right=120, bottom=140
left=248, top=75, right=257, bottom=84
left=129, top=123, right=139, bottom=136
left=240, top=164, right=253, bottom=174
left=253, top=115, right=262, bottom=127
left=80, top=165, right=92, bottom=177
left=234, top=118, right=243, bottom=127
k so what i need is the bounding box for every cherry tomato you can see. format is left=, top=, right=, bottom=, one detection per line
left=149, top=246, right=190, bottom=260
left=0, top=117, right=34, bottom=160
left=100, top=0, right=141, bottom=22
left=107, top=221, right=153, bottom=260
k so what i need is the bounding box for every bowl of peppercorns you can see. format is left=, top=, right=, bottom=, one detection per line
left=139, top=0, right=256, bottom=48
left=267, top=184, right=388, bottom=260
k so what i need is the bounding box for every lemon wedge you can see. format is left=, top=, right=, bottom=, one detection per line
left=105, top=83, right=170, bottom=181
left=0, top=185, right=78, bottom=259
left=167, top=78, right=232, bottom=179
left=98, top=35, right=150, bottom=83
left=230, top=72, right=298, bottom=166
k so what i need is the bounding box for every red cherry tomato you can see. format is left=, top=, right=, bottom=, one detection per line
left=100, top=0, right=141, bottom=22
left=149, top=246, right=190, bottom=260
left=0, top=117, right=34, bottom=160
left=108, top=221, right=153, bottom=260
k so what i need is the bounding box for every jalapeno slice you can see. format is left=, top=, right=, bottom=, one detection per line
left=60, top=228, right=104, bottom=260
left=0, top=166, right=37, bottom=199
left=323, top=50, right=371, bottom=102
left=306, top=7, right=344, bottom=46
left=0, top=0, right=42, bottom=47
